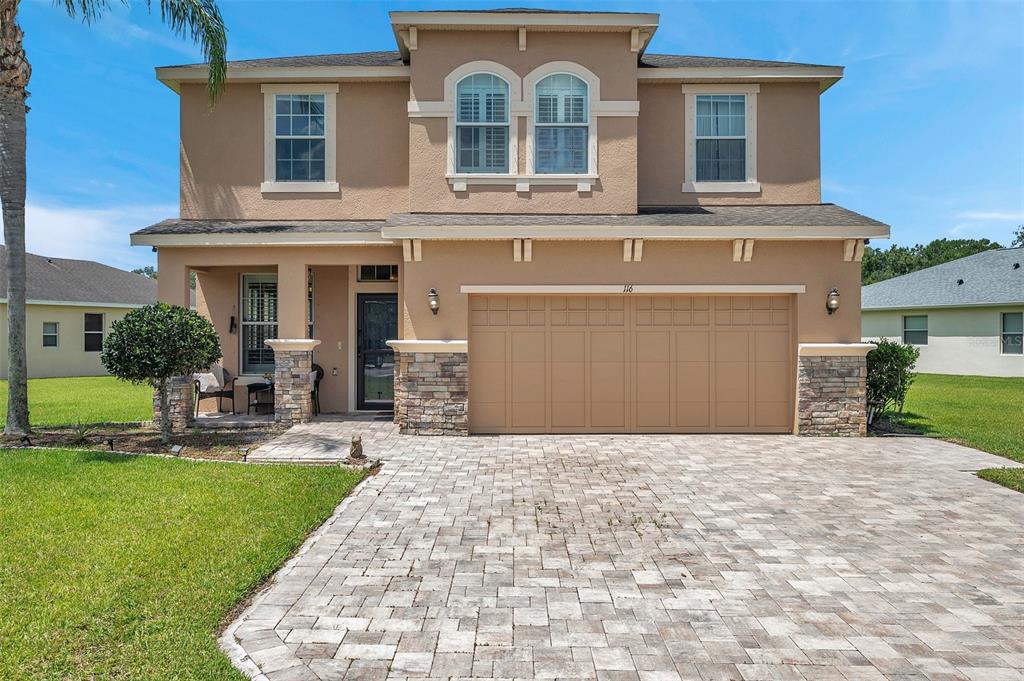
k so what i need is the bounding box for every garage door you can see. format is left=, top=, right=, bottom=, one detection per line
left=469, top=294, right=793, bottom=434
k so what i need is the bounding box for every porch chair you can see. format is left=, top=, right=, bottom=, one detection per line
left=311, top=363, right=325, bottom=416
left=194, top=365, right=236, bottom=417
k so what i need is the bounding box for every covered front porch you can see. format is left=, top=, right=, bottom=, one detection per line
left=155, top=242, right=404, bottom=425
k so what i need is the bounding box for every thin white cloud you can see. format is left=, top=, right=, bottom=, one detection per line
left=92, top=8, right=203, bottom=61
left=1, top=201, right=172, bottom=271
left=821, top=178, right=857, bottom=196
left=955, top=210, right=1024, bottom=222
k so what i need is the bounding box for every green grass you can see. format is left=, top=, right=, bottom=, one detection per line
left=0, top=376, right=153, bottom=427
left=978, top=467, right=1024, bottom=493
left=0, top=449, right=367, bottom=679
left=897, top=373, right=1024, bottom=463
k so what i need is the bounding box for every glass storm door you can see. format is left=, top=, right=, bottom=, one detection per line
left=357, top=293, right=397, bottom=410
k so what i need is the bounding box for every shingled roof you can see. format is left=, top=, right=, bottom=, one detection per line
left=862, top=248, right=1024, bottom=310
left=0, top=246, right=157, bottom=306
left=165, top=50, right=835, bottom=72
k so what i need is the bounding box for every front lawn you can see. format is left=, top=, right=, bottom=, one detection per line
left=897, top=373, right=1024, bottom=463
left=0, top=449, right=367, bottom=679
left=977, top=468, right=1024, bottom=493
left=0, top=376, right=152, bottom=426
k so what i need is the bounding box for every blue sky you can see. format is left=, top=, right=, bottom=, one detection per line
left=13, top=0, right=1024, bottom=270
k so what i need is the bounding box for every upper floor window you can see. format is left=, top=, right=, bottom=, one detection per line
left=261, top=84, right=338, bottom=193
left=903, top=315, right=928, bottom=346
left=1002, top=312, right=1023, bottom=355
left=682, top=85, right=759, bottom=193
left=275, top=94, right=326, bottom=182
left=534, top=74, right=588, bottom=174
left=695, top=95, right=746, bottom=182
left=456, top=73, right=510, bottom=174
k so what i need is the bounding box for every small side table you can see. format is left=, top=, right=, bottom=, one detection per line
left=247, top=382, right=274, bottom=415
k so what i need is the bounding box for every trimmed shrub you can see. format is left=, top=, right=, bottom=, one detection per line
left=866, top=338, right=920, bottom=423
left=101, top=303, right=221, bottom=442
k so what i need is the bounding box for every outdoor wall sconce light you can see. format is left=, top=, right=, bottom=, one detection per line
left=826, top=288, right=841, bottom=315
left=427, top=288, right=440, bottom=315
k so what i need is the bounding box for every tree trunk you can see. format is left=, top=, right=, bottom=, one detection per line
left=0, top=0, right=30, bottom=436
left=157, top=378, right=171, bottom=444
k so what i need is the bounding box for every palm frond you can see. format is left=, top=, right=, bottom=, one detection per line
left=151, top=0, right=227, bottom=104
left=55, top=0, right=227, bottom=105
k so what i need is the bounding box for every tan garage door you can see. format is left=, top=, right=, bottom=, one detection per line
left=469, top=294, right=793, bottom=434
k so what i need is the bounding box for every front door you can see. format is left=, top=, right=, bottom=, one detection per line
left=356, top=293, right=397, bottom=410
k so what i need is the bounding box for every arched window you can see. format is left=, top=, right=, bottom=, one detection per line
left=455, top=73, right=510, bottom=173
left=534, top=74, right=589, bottom=174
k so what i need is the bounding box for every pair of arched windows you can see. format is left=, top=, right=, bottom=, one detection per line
left=455, top=72, right=589, bottom=175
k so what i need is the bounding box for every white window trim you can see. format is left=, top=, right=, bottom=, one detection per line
left=42, top=321, right=59, bottom=348
left=437, top=62, right=521, bottom=179
left=261, top=83, right=340, bottom=193
left=524, top=62, right=599, bottom=181
left=1001, top=311, right=1023, bottom=356
left=681, top=84, right=760, bottom=194
left=451, top=69, right=517, bottom=176
left=409, top=60, right=638, bottom=193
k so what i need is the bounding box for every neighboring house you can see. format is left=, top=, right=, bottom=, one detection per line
left=862, top=248, right=1024, bottom=377
left=131, top=8, right=889, bottom=436
left=0, top=247, right=157, bottom=379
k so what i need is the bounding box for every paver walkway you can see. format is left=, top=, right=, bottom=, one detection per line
left=225, top=428, right=1024, bottom=681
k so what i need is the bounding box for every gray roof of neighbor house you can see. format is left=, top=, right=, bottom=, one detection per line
left=164, top=50, right=835, bottom=71
left=0, top=246, right=157, bottom=306
left=862, top=247, right=1024, bottom=310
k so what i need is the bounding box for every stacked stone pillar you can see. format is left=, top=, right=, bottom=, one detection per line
left=266, top=339, right=321, bottom=425
left=153, top=375, right=194, bottom=433
left=390, top=341, right=469, bottom=436
left=796, top=344, right=873, bottom=436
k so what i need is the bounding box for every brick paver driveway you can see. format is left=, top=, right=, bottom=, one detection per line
left=226, top=430, right=1024, bottom=681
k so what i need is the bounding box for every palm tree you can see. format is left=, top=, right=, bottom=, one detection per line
left=0, top=0, right=226, bottom=435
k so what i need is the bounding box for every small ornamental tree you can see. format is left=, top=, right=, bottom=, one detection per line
left=866, top=338, right=920, bottom=423
left=101, top=303, right=221, bottom=443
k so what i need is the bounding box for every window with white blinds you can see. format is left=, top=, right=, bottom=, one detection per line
left=534, top=73, right=589, bottom=174
left=695, top=94, right=746, bottom=182
left=455, top=73, right=510, bottom=173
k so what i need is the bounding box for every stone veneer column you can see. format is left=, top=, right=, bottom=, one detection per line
left=796, top=343, right=875, bottom=437
left=153, top=375, right=194, bottom=432
left=389, top=340, right=469, bottom=436
left=265, top=339, right=321, bottom=426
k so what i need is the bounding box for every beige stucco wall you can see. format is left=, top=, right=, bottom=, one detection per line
left=637, top=82, right=821, bottom=206
left=400, top=240, right=860, bottom=344
left=0, top=303, right=135, bottom=379
left=179, top=81, right=409, bottom=220
left=862, top=306, right=1024, bottom=377
left=407, top=29, right=638, bottom=214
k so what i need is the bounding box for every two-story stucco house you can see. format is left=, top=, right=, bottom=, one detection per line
left=131, top=8, right=888, bottom=436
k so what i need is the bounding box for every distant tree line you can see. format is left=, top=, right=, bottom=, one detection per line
left=862, top=226, right=1023, bottom=285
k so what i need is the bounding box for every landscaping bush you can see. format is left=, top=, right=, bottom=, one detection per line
left=101, top=303, right=221, bottom=443
left=866, top=338, right=920, bottom=423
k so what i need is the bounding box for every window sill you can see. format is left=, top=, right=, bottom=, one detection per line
left=682, top=181, right=761, bottom=194
left=261, top=181, right=340, bottom=194
left=447, top=174, right=597, bottom=193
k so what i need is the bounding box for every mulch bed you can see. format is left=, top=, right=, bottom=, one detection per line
left=2, top=425, right=285, bottom=461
